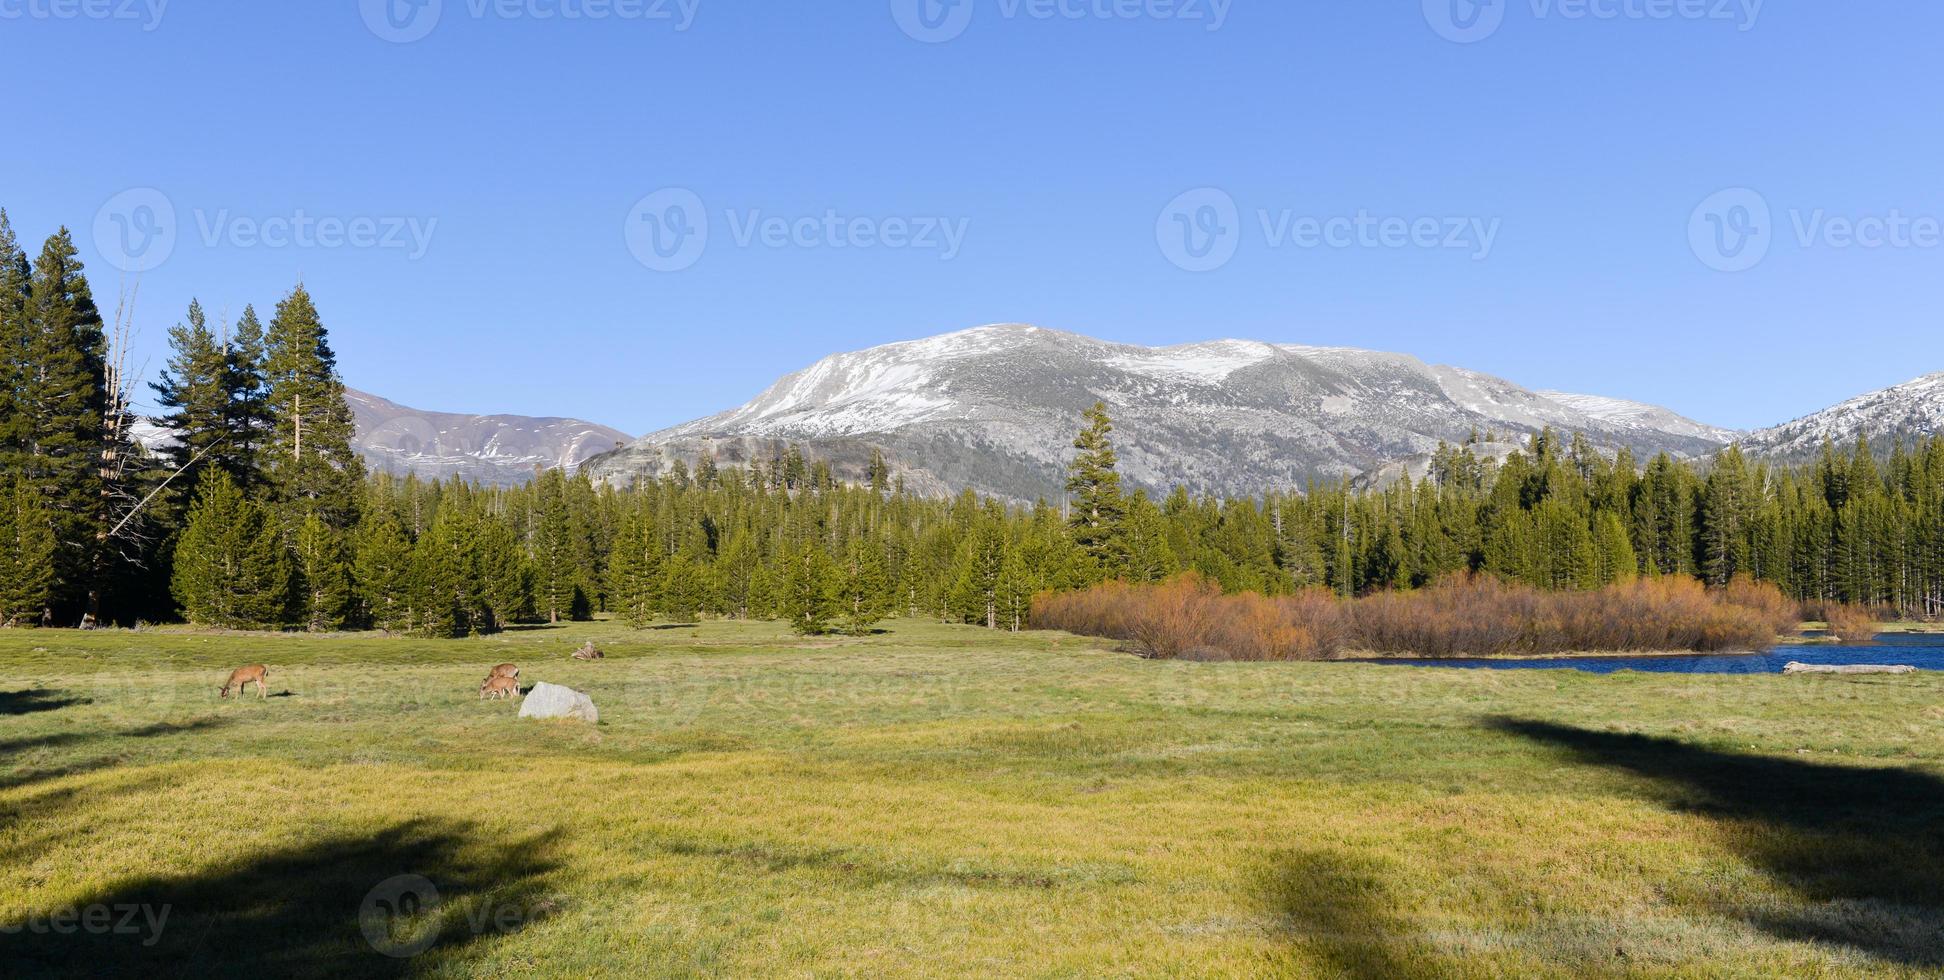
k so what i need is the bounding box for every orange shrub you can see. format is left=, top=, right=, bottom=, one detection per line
left=1032, top=572, right=1797, bottom=659
left=1031, top=574, right=1349, bottom=660
left=1823, top=603, right=1881, bottom=644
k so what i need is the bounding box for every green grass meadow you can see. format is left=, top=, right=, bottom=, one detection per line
left=1, top=619, right=1940, bottom=977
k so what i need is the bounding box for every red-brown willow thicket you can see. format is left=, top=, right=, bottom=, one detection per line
left=1807, top=601, right=1883, bottom=644
left=1030, top=572, right=1799, bottom=661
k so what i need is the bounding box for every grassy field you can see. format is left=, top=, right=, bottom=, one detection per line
left=1, top=619, right=1940, bottom=978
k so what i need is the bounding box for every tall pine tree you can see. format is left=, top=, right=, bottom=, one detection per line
left=17, top=229, right=108, bottom=622
left=1066, top=401, right=1126, bottom=576
left=264, top=285, right=363, bottom=530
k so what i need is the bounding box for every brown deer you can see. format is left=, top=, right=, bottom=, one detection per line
left=479, top=674, right=521, bottom=700
left=488, top=663, right=520, bottom=682
left=220, top=665, right=269, bottom=699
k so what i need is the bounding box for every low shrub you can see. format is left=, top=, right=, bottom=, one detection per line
left=1823, top=603, right=1881, bottom=644
left=1030, top=572, right=1797, bottom=660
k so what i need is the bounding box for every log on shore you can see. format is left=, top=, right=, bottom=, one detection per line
left=1783, top=662, right=1917, bottom=675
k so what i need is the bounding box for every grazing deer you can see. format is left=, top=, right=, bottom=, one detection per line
left=488, top=663, right=520, bottom=682
left=221, top=665, right=269, bottom=699
left=480, top=674, right=521, bottom=700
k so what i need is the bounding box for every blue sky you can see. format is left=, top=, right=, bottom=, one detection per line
left=2, top=1, right=1939, bottom=435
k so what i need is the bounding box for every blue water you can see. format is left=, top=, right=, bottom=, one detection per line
left=1364, top=634, right=1944, bottom=675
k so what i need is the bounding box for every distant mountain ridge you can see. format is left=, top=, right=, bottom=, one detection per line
left=584, top=324, right=1741, bottom=500
left=346, top=389, right=630, bottom=485
left=1740, top=372, right=1944, bottom=459
left=134, top=330, right=1940, bottom=495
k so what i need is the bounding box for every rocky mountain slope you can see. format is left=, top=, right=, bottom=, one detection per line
left=584, top=324, right=1737, bottom=500
left=1740, top=372, right=1944, bottom=459
left=347, top=389, right=630, bottom=485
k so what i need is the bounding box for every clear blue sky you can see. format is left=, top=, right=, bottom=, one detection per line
left=3, top=1, right=1939, bottom=435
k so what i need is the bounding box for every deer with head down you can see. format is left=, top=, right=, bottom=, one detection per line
left=220, top=665, right=269, bottom=699
left=480, top=674, right=521, bottom=700
left=488, top=663, right=520, bottom=682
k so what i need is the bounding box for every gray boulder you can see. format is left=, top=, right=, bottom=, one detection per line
left=518, top=682, right=599, bottom=723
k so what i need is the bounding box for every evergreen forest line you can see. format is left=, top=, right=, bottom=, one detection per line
left=2, top=209, right=1941, bottom=635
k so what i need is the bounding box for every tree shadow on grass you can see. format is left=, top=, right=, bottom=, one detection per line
left=1253, top=850, right=1433, bottom=979
left=1490, top=717, right=1944, bottom=968
left=2, top=818, right=562, bottom=979
left=0, top=690, right=88, bottom=717
left=0, top=719, right=234, bottom=794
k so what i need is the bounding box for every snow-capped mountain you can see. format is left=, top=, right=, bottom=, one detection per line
left=1740, top=372, right=1944, bottom=459
left=585, top=324, right=1734, bottom=500
left=348, top=390, right=631, bottom=485
left=135, top=389, right=630, bottom=486
left=1536, top=391, right=1741, bottom=445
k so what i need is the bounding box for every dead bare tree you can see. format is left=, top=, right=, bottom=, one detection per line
left=79, top=280, right=220, bottom=627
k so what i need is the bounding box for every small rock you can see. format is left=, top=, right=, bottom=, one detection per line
left=518, top=682, right=599, bottom=723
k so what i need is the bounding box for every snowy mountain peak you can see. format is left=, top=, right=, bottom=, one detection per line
left=1537, top=391, right=1743, bottom=445
left=591, top=324, right=1737, bottom=500
left=1742, top=372, right=1944, bottom=458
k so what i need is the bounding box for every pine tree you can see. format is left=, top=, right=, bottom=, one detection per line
left=16, top=229, right=109, bottom=621
left=293, top=511, right=352, bottom=631
left=780, top=543, right=841, bottom=635
left=1066, top=402, right=1126, bottom=574
left=659, top=546, right=706, bottom=623
left=171, top=471, right=289, bottom=627
left=352, top=512, right=415, bottom=633
left=1121, top=490, right=1179, bottom=583
left=0, top=210, right=33, bottom=476
left=0, top=475, right=56, bottom=626
left=838, top=537, right=892, bottom=635
left=1592, top=510, right=1638, bottom=586
left=949, top=518, right=1007, bottom=628
left=1700, top=446, right=1754, bottom=586
left=408, top=514, right=466, bottom=638
left=476, top=519, right=532, bottom=628
left=608, top=500, right=664, bottom=627
left=264, top=285, right=363, bottom=530
left=530, top=469, right=577, bottom=622
left=993, top=543, right=1031, bottom=632
left=150, top=299, right=231, bottom=499
left=226, top=304, right=273, bottom=491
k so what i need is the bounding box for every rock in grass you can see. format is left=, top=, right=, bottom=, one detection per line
left=519, top=682, right=599, bottom=722
left=1784, top=662, right=1917, bottom=675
